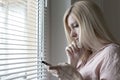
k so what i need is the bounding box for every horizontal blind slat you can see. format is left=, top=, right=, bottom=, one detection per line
left=0, top=37, right=37, bottom=42
left=0, top=32, right=37, bottom=39
left=0, top=61, right=38, bottom=66
left=0, top=48, right=36, bottom=50
left=0, top=68, right=38, bottom=76
left=0, top=21, right=37, bottom=31
left=0, top=26, right=37, bottom=35
left=0, top=14, right=37, bottom=25
left=0, top=0, right=47, bottom=80
left=0, top=64, right=38, bottom=71
left=0, top=57, right=37, bottom=60
left=5, top=72, right=38, bottom=80
left=4, top=70, right=47, bottom=80
left=0, top=53, right=37, bottom=55
left=0, top=43, right=37, bottom=46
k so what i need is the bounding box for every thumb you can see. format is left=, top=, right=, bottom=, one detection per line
left=48, top=66, right=60, bottom=77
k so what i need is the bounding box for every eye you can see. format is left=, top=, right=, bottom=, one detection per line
left=72, top=23, right=79, bottom=28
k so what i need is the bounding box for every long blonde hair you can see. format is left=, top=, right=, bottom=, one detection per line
left=63, top=0, right=116, bottom=62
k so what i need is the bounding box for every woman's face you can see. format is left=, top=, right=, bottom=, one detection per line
left=67, top=14, right=80, bottom=42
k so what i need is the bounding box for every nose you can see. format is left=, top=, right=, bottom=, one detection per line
left=70, top=29, right=77, bottom=38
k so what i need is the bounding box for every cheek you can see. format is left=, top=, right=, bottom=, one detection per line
left=76, top=28, right=80, bottom=37
left=77, top=29, right=81, bottom=43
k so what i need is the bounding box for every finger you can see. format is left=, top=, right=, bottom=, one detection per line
left=68, top=44, right=74, bottom=53
left=70, top=43, right=75, bottom=51
left=71, top=43, right=79, bottom=53
left=75, top=40, right=80, bottom=49
left=49, top=65, right=60, bottom=70
left=65, top=50, right=74, bottom=64
left=72, top=41, right=80, bottom=50
left=49, top=66, right=61, bottom=77
left=65, top=47, right=73, bottom=56
left=65, top=47, right=74, bottom=59
left=49, top=69, right=59, bottom=77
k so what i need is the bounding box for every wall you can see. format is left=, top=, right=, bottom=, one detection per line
left=49, top=0, right=70, bottom=80
left=91, top=0, right=120, bottom=42
left=103, top=0, right=120, bottom=42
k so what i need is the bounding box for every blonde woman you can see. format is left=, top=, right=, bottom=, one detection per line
left=48, top=0, right=120, bottom=80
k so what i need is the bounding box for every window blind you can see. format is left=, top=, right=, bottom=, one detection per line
left=38, top=0, right=48, bottom=80
left=0, top=0, right=48, bottom=80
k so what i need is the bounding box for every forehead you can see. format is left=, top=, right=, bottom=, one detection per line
left=67, top=14, right=77, bottom=26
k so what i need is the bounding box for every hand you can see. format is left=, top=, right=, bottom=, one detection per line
left=65, top=41, right=84, bottom=68
left=48, top=63, right=83, bottom=80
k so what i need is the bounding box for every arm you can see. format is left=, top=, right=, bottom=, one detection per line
left=49, top=63, right=84, bottom=80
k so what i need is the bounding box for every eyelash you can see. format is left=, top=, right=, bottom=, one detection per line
left=68, top=24, right=79, bottom=31
left=73, top=24, right=78, bottom=28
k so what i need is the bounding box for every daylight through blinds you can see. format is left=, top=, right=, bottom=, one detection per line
left=0, top=0, right=47, bottom=80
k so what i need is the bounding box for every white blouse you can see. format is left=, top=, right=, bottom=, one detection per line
left=79, top=43, right=120, bottom=80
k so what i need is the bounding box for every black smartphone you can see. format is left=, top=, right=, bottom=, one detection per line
left=41, top=61, right=52, bottom=66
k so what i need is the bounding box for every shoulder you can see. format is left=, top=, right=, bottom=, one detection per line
left=100, top=43, right=120, bottom=79
left=100, top=43, right=120, bottom=64
left=101, top=43, right=120, bottom=64
left=102, top=43, right=120, bottom=55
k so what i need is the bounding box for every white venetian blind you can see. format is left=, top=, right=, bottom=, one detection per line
left=0, top=0, right=48, bottom=80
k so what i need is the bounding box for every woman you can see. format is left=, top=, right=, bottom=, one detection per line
left=48, top=0, right=120, bottom=80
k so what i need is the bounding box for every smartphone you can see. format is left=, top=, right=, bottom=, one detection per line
left=41, top=61, right=52, bottom=66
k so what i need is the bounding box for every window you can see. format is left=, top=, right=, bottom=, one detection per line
left=0, top=0, right=48, bottom=80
